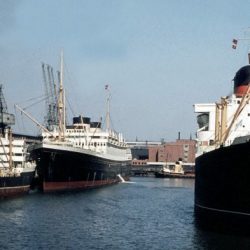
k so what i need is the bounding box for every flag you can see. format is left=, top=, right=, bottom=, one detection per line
left=232, top=39, right=238, bottom=49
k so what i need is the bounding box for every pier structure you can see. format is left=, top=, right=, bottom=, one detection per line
left=128, top=138, right=196, bottom=176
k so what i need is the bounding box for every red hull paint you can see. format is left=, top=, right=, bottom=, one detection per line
left=234, top=85, right=249, bottom=97
left=0, top=186, right=30, bottom=198
left=43, top=179, right=120, bottom=192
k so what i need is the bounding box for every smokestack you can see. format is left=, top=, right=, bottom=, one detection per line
left=178, top=131, right=180, bottom=140
left=248, top=53, right=250, bottom=64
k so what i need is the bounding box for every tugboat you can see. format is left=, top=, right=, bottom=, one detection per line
left=155, top=160, right=194, bottom=178
left=0, top=85, right=36, bottom=198
left=17, top=54, right=132, bottom=192
left=194, top=53, right=250, bottom=230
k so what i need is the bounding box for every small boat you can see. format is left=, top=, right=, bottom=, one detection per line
left=155, top=161, right=194, bottom=178
left=0, top=85, right=36, bottom=198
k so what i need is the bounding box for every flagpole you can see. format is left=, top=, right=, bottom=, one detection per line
left=105, top=84, right=111, bottom=131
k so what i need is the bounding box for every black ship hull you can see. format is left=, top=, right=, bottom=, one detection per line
left=31, top=145, right=131, bottom=192
left=195, top=141, right=250, bottom=230
left=0, top=171, right=35, bottom=198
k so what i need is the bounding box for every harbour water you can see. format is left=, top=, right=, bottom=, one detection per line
left=0, top=177, right=250, bottom=249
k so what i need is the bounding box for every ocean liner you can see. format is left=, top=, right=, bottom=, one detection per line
left=20, top=55, right=132, bottom=192
left=0, top=85, right=36, bottom=198
left=194, top=54, right=250, bottom=229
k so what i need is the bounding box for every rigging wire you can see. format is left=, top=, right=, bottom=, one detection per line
left=14, top=108, right=21, bottom=132
left=15, top=94, right=46, bottom=105
left=14, top=106, right=28, bottom=134
left=14, top=93, right=50, bottom=134
left=14, top=93, right=49, bottom=112
left=21, top=112, right=27, bottom=134
left=63, top=59, right=80, bottom=116
left=23, top=96, right=49, bottom=110
left=23, top=97, right=48, bottom=110
left=65, top=95, right=76, bottom=119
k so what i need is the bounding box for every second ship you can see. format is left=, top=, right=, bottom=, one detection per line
left=194, top=52, right=250, bottom=230
left=18, top=55, right=132, bottom=192
left=0, top=85, right=36, bottom=198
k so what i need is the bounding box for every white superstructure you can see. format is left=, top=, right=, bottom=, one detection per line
left=194, top=92, right=250, bottom=157
left=40, top=116, right=132, bottom=162
left=0, top=129, right=36, bottom=176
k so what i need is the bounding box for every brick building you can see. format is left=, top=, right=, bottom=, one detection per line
left=129, top=139, right=196, bottom=164
left=148, top=139, right=196, bottom=163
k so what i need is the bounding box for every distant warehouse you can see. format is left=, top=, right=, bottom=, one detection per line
left=128, top=139, right=195, bottom=165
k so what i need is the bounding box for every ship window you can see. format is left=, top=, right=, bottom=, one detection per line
left=209, top=140, right=214, bottom=145
left=197, top=113, right=209, bottom=130
left=14, top=153, right=22, bottom=156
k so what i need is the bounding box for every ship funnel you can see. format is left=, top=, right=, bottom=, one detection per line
left=233, top=65, right=250, bottom=97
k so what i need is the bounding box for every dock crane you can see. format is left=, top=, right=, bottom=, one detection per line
left=41, top=63, right=58, bottom=131
left=0, top=85, right=15, bottom=133
left=0, top=85, right=15, bottom=169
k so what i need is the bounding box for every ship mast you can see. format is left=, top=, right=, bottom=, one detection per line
left=105, top=85, right=111, bottom=131
left=8, top=129, right=13, bottom=171
left=222, top=83, right=250, bottom=145
left=215, top=97, right=228, bottom=146
left=58, top=51, right=65, bottom=139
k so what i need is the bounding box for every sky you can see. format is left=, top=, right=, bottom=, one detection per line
left=0, top=0, right=250, bottom=141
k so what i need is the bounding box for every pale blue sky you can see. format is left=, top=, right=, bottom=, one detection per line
left=1, top=0, right=250, bottom=141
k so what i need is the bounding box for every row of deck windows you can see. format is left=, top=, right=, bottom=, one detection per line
left=0, top=153, right=23, bottom=157
left=74, top=142, right=107, bottom=147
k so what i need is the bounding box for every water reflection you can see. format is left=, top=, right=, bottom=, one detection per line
left=0, top=197, right=25, bottom=226
left=0, top=177, right=249, bottom=249
left=134, top=176, right=195, bottom=189
left=162, top=178, right=194, bottom=188
left=193, top=222, right=250, bottom=250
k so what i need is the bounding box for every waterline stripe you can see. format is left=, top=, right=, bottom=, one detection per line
left=0, top=185, right=30, bottom=190
left=195, top=203, right=250, bottom=217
